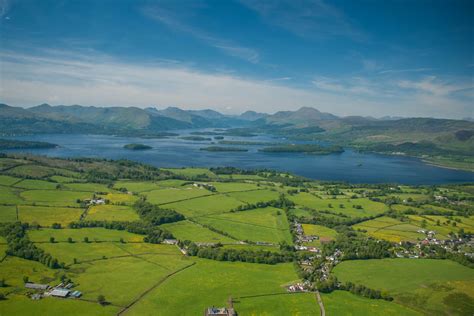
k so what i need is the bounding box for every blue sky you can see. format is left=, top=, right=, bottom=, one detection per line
left=0, top=0, right=472, bottom=118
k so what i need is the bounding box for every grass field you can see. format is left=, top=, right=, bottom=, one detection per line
left=332, top=258, right=474, bottom=315
left=0, top=175, right=21, bottom=186
left=64, top=183, right=113, bottom=193
left=289, top=192, right=388, bottom=218
left=20, top=190, right=91, bottom=207
left=353, top=217, right=425, bottom=242
left=165, top=194, right=244, bottom=217
left=104, top=192, right=138, bottom=205
left=160, top=220, right=236, bottom=243
left=195, top=207, right=292, bottom=244
left=0, top=186, right=24, bottom=204
left=13, top=179, right=59, bottom=190
left=0, top=205, right=17, bottom=222
left=210, top=182, right=261, bottom=193
left=226, top=189, right=280, bottom=204
left=302, top=224, right=338, bottom=246
left=126, top=259, right=318, bottom=315
left=0, top=295, right=120, bottom=316
left=143, top=187, right=212, bottom=205
left=28, top=228, right=144, bottom=243
left=161, top=167, right=216, bottom=178
left=86, top=205, right=139, bottom=222
left=18, top=205, right=83, bottom=226
left=322, top=290, right=421, bottom=315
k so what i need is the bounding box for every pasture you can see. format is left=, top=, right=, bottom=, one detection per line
left=332, top=258, right=474, bottom=315
left=0, top=205, right=17, bottom=222
left=18, top=205, right=84, bottom=226
left=125, top=259, right=318, bottom=315
left=195, top=207, right=292, bottom=244
left=143, top=186, right=212, bottom=205
left=20, top=189, right=91, bottom=207
left=302, top=224, right=337, bottom=246
left=165, top=194, right=244, bottom=217
left=226, top=189, right=280, bottom=204
left=86, top=205, right=139, bottom=222
left=28, top=228, right=144, bottom=243
left=160, top=220, right=236, bottom=243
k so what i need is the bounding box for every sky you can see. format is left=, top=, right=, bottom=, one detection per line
left=0, top=0, right=472, bottom=118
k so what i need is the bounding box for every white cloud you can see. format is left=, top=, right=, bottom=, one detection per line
left=398, top=76, right=474, bottom=96
left=0, top=50, right=472, bottom=119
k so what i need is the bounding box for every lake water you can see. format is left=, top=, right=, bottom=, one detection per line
left=3, top=132, right=473, bottom=185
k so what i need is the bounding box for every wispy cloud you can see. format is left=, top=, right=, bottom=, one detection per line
left=0, top=50, right=472, bottom=119
left=0, top=0, right=10, bottom=18
left=240, top=0, right=367, bottom=41
left=397, top=76, right=474, bottom=96
left=142, top=4, right=260, bottom=63
left=379, top=68, right=433, bottom=75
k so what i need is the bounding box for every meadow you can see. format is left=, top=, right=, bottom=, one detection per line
left=332, top=258, right=474, bottom=315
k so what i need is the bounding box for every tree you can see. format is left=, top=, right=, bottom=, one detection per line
left=68, top=237, right=73, bottom=243
left=119, top=238, right=125, bottom=243
left=0, top=293, right=5, bottom=300
left=23, top=276, right=29, bottom=284
left=97, top=295, right=107, bottom=305
left=0, top=279, right=6, bottom=287
left=84, top=237, right=89, bottom=243
left=49, top=237, right=55, bottom=243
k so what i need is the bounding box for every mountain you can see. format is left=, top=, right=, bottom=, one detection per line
left=239, top=110, right=268, bottom=121
left=265, top=107, right=340, bottom=128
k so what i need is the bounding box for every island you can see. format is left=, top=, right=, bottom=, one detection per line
left=180, top=136, right=212, bottom=141
left=0, top=139, right=58, bottom=149
left=259, top=144, right=344, bottom=154
left=219, top=140, right=277, bottom=146
left=200, top=146, right=248, bottom=152
left=123, top=143, right=153, bottom=150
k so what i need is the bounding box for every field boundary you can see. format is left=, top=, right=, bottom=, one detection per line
left=117, top=261, right=197, bottom=315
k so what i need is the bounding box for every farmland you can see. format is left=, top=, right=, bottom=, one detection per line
left=0, top=154, right=472, bottom=315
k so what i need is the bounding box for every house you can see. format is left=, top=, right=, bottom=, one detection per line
left=70, top=290, right=82, bottom=298
left=163, top=239, right=178, bottom=245
left=25, top=283, right=49, bottom=290
left=50, top=288, right=70, bottom=298
left=205, top=307, right=235, bottom=316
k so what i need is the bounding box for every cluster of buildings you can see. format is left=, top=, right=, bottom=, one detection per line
left=193, top=182, right=216, bottom=191
left=204, top=297, right=236, bottom=316
left=286, top=280, right=311, bottom=293
left=85, top=197, right=106, bottom=205
left=25, top=282, right=82, bottom=300
left=293, top=220, right=320, bottom=253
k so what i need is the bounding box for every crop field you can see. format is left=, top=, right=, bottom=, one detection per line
left=289, top=192, right=388, bottom=218
left=195, top=207, right=292, bottom=244
left=104, top=192, right=138, bottom=204
left=18, top=205, right=84, bottom=226
left=332, top=259, right=474, bottom=315
left=86, top=205, right=139, bottom=222
left=126, top=259, right=319, bottom=315
left=143, top=186, right=212, bottom=205
left=160, top=220, right=236, bottom=243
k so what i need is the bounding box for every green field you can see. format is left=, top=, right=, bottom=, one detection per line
left=289, top=192, right=388, bottom=218
left=322, top=290, right=421, bottom=315
left=165, top=194, right=244, bottom=217
left=18, top=205, right=84, bottom=226
left=28, top=228, right=144, bottom=243
left=160, top=220, right=236, bottom=243
left=0, top=155, right=473, bottom=315
left=195, top=207, right=292, bottom=244
left=143, top=186, right=212, bottom=205
left=333, top=258, right=474, bottom=315
left=86, top=205, right=139, bottom=222
left=126, top=259, right=318, bottom=315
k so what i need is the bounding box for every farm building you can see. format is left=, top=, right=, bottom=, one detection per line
left=204, top=307, right=236, bottom=316
left=50, top=288, right=70, bottom=298
left=163, top=239, right=178, bottom=245
left=25, top=283, right=49, bottom=290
